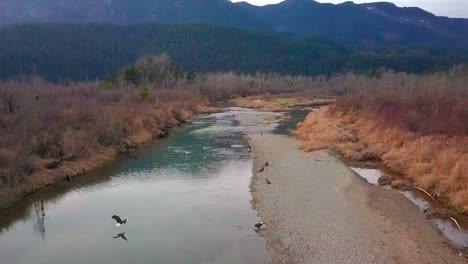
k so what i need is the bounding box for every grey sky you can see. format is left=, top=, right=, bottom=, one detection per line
left=231, top=0, right=468, bottom=18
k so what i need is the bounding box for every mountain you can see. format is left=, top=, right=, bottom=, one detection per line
left=0, top=0, right=467, bottom=48
left=0, top=23, right=464, bottom=81
left=0, top=0, right=269, bottom=30
left=238, top=0, right=468, bottom=48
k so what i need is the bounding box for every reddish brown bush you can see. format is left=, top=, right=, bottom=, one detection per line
left=0, top=81, right=207, bottom=192
left=333, top=66, right=468, bottom=136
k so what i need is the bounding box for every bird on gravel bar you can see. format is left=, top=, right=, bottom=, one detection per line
left=266, top=178, right=272, bottom=184
left=264, top=161, right=269, bottom=167
left=254, top=221, right=263, bottom=229
left=258, top=166, right=265, bottom=172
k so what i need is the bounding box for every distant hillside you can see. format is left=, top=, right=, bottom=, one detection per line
left=0, top=0, right=467, bottom=48
left=0, top=0, right=269, bottom=30
left=239, top=0, right=468, bottom=48
left=0, top=23, right=465, bottom=81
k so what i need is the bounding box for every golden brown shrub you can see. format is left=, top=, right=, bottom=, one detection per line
left=295, top=106, right=468, bottom=210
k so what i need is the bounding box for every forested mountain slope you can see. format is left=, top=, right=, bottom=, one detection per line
left=1, top=0, right=467, bottom=48
left=0, top=23, right=465, bottom=81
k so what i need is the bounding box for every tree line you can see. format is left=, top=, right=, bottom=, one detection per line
left=0, top=23, right=466, bottom=82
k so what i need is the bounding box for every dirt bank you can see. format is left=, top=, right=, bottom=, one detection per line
left=249, top=133, right=464, bottom=264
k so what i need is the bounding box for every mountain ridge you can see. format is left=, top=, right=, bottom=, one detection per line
left=0, top=0, right=467, bottom=48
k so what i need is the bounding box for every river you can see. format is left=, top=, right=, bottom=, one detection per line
left=0, top=108, right=273, bottom=264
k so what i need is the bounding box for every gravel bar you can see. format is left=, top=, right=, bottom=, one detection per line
left=249, top=133, right=464, bottom=264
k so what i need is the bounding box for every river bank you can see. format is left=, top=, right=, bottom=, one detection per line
left=231, top=94, right=334, bottom=112
left=0, top=103, right=220, bottom=209
left=294, top=106, right=468, bottom=213
left=248, top=132, right=465, bottom=263
left=0, top=90, right=322, bottom=210
left=0, top=108, right=269, bottom=264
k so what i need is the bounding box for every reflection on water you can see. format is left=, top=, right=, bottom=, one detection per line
left=33, top=201, right=46, bottom=240
left=434, top=219, right=468, bottom=247
left=0, top=107, right=268, bottom=264
left=113, top=232, right=128, bottom=242
left=350, top=167, right=382, bottom=186
left=401, top=191, right=430, bottom=212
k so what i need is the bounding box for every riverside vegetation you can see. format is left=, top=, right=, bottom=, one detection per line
left=294, top=66, right=468, bottom=211
left=0, top=55, right=208, bottom=208
left=0, top=54, right=328, bottom=208
left=1, top=53, right=467, bottom=213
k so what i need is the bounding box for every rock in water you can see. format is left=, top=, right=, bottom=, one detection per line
left=378, top=175, right=393, bottom=186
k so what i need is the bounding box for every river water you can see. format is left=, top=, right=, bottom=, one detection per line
left=0, top=108, right=271, bottom=264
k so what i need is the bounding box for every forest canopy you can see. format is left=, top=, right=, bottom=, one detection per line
left=0, top=23, right=467, bottom=82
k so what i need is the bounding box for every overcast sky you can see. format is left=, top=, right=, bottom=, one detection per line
left=231, top=0, right=468, bottom=18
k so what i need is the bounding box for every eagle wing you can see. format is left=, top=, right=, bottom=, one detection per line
left=112, top=215, right=122, bottom=223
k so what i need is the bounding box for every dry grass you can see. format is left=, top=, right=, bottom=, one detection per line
left=0, top=81, right=211, bottom=207
left=1, top=65, right=467, bottom=208
left=294, top=66, right=468, bottom=209
left=295, top=106, right=468, bottom=210
left=230, top=94, right=334, bottom=112
left=0, top=70, right=329, bottom=207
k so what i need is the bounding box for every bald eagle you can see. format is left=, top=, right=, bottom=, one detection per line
left=112, top=215, right=127, bottom=226
left=254, top=221, right=263, bottom=229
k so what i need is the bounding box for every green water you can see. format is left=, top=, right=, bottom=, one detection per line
left=0, top=108, right=269, bottom=264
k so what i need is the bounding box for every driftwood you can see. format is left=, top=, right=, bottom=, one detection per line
left=415, top=186, right=435, bottom=200
left=449, top=217, right=462, bottom=229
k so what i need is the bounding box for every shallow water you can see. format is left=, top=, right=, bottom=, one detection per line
left=0, top=108, right=269, bottom=264
left=274, top=108, right=313, bottom=135
left=351, top=166, right=468, bottom=248
left=350, top=167, right=382, bottom=186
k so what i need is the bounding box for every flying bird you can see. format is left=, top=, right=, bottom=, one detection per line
left=254, top=221, right=263, bottom=229
left=113, top=232, right=128, bottom=242
left=112, top=215, right=127, bottom=226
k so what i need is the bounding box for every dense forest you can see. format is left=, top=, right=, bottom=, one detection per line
left=0, top=23, right=466, bottom=82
